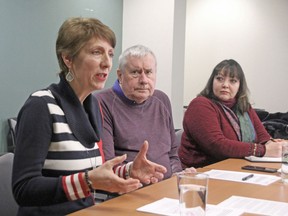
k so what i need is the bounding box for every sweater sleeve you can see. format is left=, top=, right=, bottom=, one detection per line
left=94, top=93, right=116, bottom=161
left=161, top=93, right=183, bottom=173
left=12, top=96, right=88, bottom=206
left=248, top=108, right=271, bottom=156
left=249, top=108, right=271, bottom=143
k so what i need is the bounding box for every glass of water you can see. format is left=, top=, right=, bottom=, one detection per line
left=281, top=141, right=288, bottom=184
left=177, top=172, right=209, bottom=216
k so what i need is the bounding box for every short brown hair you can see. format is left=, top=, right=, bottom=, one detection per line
left=56, top=17, right=116, bottom=75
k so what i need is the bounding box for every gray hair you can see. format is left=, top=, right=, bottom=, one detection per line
left=118, top=45, right=157, bottom=72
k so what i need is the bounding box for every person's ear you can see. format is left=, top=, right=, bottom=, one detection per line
left=117, top=69, right=123, bottom=83
left=62, top=53, right=72, bottom=69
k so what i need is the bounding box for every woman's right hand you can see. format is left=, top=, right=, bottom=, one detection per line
left=130, top=140, right=167, bottom=184
left=88, top=154, right=143, bottom=194
left=264, top=139, right=283, bottom=157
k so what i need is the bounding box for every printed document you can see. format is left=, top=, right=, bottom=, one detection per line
left=204, top=169, right=280, bottom=185
left=245, top=156, right=282, bottom=162
left=217, top=196, right=288, bottom=216
left=137, top=197, right=244, bottom=216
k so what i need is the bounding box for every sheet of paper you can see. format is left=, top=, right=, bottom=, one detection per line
left=137, top=197, right=179, bottom=216
left=136, top=197, right=244, bottom=216
left=217, top=196, right=288, bottom=216
left=203, top=169, right=280, bottom=185
left=245, top=156, right=282, bottom=162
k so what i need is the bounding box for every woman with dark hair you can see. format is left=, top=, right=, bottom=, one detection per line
left=178, top=59, right=282, bottom=168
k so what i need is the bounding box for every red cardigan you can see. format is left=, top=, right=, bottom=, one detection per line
left=178, top=96, right=271, bottom=168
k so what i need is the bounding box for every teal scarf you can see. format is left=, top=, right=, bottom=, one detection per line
left=236, top=110, right=256, bottom=143
left=217, top=101, right=256, bottom=142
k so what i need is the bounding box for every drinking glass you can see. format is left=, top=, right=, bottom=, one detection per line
left=177, top=172, right=208, bottom=216
left=281, top=141, right=288, bottom=183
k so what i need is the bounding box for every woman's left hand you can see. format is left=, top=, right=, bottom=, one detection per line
left=130, top=140, right=167, bottom=184
left=264, top=139, right=284, bottom=157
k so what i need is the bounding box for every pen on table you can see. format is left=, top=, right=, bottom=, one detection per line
left=242, top=174, right=254, bottom=181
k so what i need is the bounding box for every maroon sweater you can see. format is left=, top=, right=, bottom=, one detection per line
left=178, top=96, right=271, bottom=168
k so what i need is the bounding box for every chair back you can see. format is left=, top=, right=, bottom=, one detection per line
left=7, top=118, right=17, bottom=152
left=175, top=129, right=184, bottom=146
left=0, top=153, right=18, bottom=216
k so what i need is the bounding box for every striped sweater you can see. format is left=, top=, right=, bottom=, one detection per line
left=12, top=75, right=130, bottom=215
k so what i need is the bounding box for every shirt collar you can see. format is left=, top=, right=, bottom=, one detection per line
left=112, top=80, right=137, bottom=105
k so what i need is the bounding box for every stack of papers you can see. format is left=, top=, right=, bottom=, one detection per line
left=137, top=197, right=244, bottom=216
left=245, top=156, right=282, bottom=162
left=217, top=196, right=288, bottom=216
left=137, top=196, right=288, bottom=216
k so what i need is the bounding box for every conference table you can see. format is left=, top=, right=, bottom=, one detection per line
left=69, top=158, right=287, bottom=216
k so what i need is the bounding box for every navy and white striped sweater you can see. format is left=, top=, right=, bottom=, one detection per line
left=12, top=75, right=129, bottom=215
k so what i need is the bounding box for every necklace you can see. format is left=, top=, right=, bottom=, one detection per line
left=86, top=147, right=97, bottom=169
left=85, top=146, right=97, bottom=199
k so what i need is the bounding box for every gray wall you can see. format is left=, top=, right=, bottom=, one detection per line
left=0, top=0, right=122, bottom=152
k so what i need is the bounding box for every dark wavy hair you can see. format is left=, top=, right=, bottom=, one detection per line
left=198, top=59, right=250, bottom=114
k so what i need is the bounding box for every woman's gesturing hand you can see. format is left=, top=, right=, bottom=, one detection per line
left=130, top=140, right=167, bottom=184
left=89, top=154, right=143, bottom=194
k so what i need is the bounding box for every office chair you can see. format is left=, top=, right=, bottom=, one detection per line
left=7, top=118, right=17, bottom=152
left=0, top=153, right=18, bottom=216
left=175, top=129, right=183, bottom=146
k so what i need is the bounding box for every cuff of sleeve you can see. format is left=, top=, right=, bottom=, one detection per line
left=258, top=144, right=266, bottom=156
left=114, top=162, right=133, bottom=179
left=125, top=162, right=133, bottom=179
left=62, top=172, right=90, bottom=201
